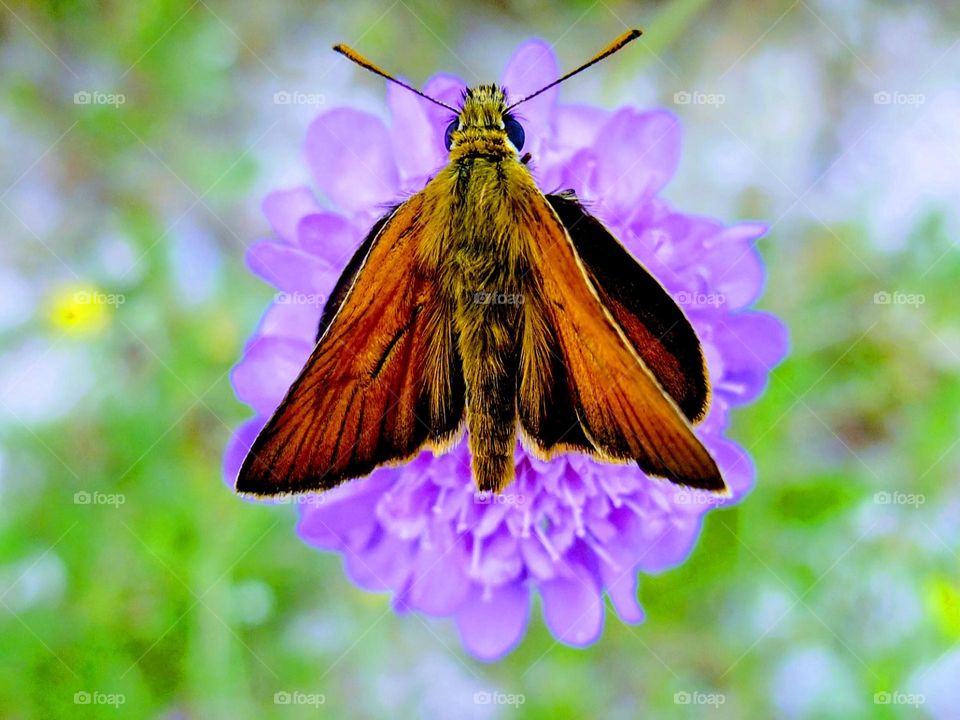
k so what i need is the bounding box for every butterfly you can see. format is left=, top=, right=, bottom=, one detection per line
left=236, top=29, right=727, bottom=498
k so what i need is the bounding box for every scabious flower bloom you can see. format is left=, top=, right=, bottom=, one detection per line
left=225, top=40, right=787, bottom=660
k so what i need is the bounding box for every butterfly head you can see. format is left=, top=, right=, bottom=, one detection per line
left=444, top=85, right=525, bottom=161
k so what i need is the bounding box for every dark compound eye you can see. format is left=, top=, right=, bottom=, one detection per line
left=444, top=118, right=459, bottom=150
left=504, top=115, right=525, bottom=151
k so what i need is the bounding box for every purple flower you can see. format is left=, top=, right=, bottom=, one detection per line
left=225, top=39, right=788, bottom=661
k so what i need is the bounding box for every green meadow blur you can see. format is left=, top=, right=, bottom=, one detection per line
left=1, top=1, right=958, bottom=718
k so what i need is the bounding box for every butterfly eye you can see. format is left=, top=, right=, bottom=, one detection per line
left=504, top=116, right=525, bottom=151
left=444, top=119, right=459, bottom=150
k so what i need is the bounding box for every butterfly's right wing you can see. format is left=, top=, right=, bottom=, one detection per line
left=518, top=190, right=725, bottom=492
left=545, top=193, right=709, bottom=422
left=237, top=195, right=464, bottom=496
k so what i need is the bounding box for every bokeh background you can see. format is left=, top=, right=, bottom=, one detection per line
left=2, top=0, right=958, bottom=717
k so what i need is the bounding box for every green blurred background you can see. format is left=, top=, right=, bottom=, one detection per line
left=2, top=1, right=958, bottom=717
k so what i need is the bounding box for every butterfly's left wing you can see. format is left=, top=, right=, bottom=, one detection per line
left=237, top=194, right=464, bottom=496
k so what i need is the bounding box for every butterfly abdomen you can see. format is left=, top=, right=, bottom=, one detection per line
left=450, top=160, right=526, bottom=492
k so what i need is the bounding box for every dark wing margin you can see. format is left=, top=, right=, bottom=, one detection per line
left=518, top=189, right=725, bottom=492
left=546, top=193, right=710, bottom=423
left=237, top=195, right=465, bottom=496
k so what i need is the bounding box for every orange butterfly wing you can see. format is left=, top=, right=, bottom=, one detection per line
left=236, top=195, right=464, bottom=496
left=518, top=191, right=725, bottom=492
left=546, top=193, right=709, bottom=423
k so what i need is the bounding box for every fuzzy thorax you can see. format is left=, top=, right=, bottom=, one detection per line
left=448, top=84, right=517, bottom=162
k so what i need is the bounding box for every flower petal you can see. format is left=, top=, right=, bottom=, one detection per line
left=399, top=527, right=471, bottom=615
left=296, top=212, right=358, bottom=265
left=593, top=109, right=682, bottom=214
left=715, top=311, right=789, bottom=402
left=540, top=562, right=604, bottom=646
left=255, top=298, right=322, bottom=340
left=500, top=39, right=558, bottom=132
left=388, top=82, right=447, bottom=180
left=246, top=241, right=339, bottom=295
left=305, top=109, right=400, bottom=214
left=222, top=415, right=264, bottom=488
left=603, top=567, right=645, bottom=624
left=297, top=470, right=396, bottom=552
left=262, top=186, right=320, bottom=244
left=455, top=582, right=530, bottom=661
left=231, top=336, right=311, bottom=415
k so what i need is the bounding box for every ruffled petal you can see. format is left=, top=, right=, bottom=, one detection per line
left=593, top=109, right=682, bottom=215
left=500, top=40, right=558, bottom=138
left=262, top=186, right=320, bottom=244
left=305, top=109, right=400, bottom=214
left=246, top=241, right=339, bottom=294
left=296, top=212, right=358, bottom=265
left=388, top=82, right=447, bottom=180
left=398, top=527, right=471, bottom=615
left=230, top=336, right=311, bottom=415
left=455, top=582, right=530, bottom=661
left=540, top=561, right=604, bottom=646
left=255, top=298, right=321, bottom=341
left=222, top=416, right=265, bottom=488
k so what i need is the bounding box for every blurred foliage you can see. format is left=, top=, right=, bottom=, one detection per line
left=1, top=0, right=958, bottom=718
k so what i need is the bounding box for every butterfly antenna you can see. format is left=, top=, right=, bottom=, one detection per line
left=333, top=44, right=458, bottom=112
left=506, top=28, right=643, bottom=110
